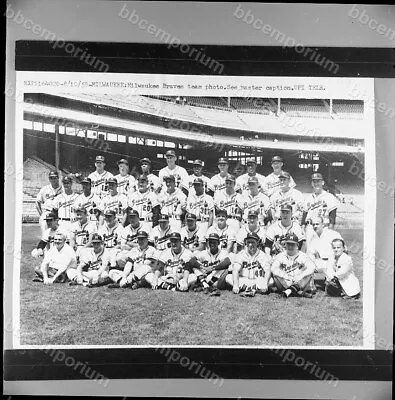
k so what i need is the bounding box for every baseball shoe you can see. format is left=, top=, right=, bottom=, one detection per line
left=209, top=288, right=221, bottom=297
left=256, top=288, right=269, bottom=295
left=108, top=283, right=120, bottom=289
left=32, top=276, right=43, bottom=282
left=203, top=287, right=210, bottom=294
left=240, top=289, right=256, bottom=298
left=130, top=282, right=139, bottom=290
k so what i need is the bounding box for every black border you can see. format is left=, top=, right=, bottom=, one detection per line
left=9, top=41, right=393, bottom=382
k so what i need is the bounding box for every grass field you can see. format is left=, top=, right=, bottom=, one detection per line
left=19, top=224, right=364, bottom=347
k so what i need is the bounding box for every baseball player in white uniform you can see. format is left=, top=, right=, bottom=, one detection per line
left=35, top=170, right=63, bottom=236
left=205, top=209, right=237, bottom=254
left=271, top=233, right=316, bottom=298
left=114, top=158, right=136, bottom=196
left=139, top=158, right=160, bottom=193
left=265, top=156, right=296, bottom=197
left=226, top=232, right=272, bottom=297
left=235, top=210, right=266, bottom=253
left=236, top=158, right=267, bottom=195
left=158, top=150, right=189, bottom=194
left=32, top=232, right=77, bottom=284
left=209, top=158, right=234, bottom=194
left=213, top=174, right=243, bottom=231
left=157, top=175, right=186, bottom=230
left=73, top=177, right=101, bottom=225
left=182, top=159, right=214, bottom=197
left=98, top=177, right=128, bottom=226
left=149, top=214, right=173, bottom=253
left=270, top=171, right=304, bottom=222
left=325, top=238, right=360, bottom=299
left=68, top=233, right=111, bottom=287
left=88, top=155, right=114, bottom=198
left=180, top=213, right=207, bottom=253
left=52, top=176, right=78, bottom=232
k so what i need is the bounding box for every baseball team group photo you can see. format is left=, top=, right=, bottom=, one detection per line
left=17, top=85, right=371, bottom=346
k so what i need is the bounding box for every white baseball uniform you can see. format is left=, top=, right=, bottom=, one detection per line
left=193, top=248, right=231, bottom=285
left=214, top=191, right=243, bottom=231
left=265, top=172, right=296, bottom=197
left=270, top=188, right=304, bottom=220
left=88, top=170, right=114, bottom=198
left=73, top=192, right=101, bottom=223
left=236, top=173, right=267, bottom=194
left=70, top=220, right=98, bottom=256
left=127, top=189, right=159, bottom=224
left=53, top=192, right=79, bottom=231
left=180, top=225, right=207, bottom=252
left=185, top=193, right=214, bottom=230
left=157, top=189, right=186, bottom=229
left=236, top=225, right=266, bottom=247
left=205, top=224, right=237, bottom=252
left=149, top=225, right=173, bottom=252
left=238, top=192, right=271, bottom=225
left=303, top=190, right=339, bottom=224
left=99, top=193, right=128, bottom=223
left=265, top=220, right=305, bottom=255
left=210, top=173, right=233, bottom=193
left=182, top=173, right=214, bottom=195
left=114, top=174, right=137, bottom=196
left=158, top=165, right=189, bottom=191
left=36, top=184, right=63, bottom=235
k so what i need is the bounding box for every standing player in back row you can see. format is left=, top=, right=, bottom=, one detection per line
left=236, top=158, right=267, bottom=195
left=52, top=176, right=78, bottom=232
left=182, top=159, right=214, bottom=197
left=265, top=156, right=296, bottom=197
left=88, top=155, right=114, bottom=198
left=210, top=158, right=233, bottom=194
left=158, top=150, right=189, bottom=194
left=139, top=158, right=160, bottom=193
left=114, top=158, right=136, bottom=197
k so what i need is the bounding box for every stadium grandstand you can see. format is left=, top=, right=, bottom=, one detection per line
left=22, top=94, right=365, bottom=223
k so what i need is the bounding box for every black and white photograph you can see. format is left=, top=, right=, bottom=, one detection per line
left=13, top=73, right=376, bottom=348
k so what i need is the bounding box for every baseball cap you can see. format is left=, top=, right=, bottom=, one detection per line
left=75, top=207, right=88, bottom=214
left=128, top=209, right=140, bottom=217
left=165, top=150, right=176, bottom=157
left=186, top=213, right=197, bottom=220
left=136, top=231, right=149, bottom=239
left=225, top=175, right=236, bottom=183
left=284, top=233, right=299, bottom=243
left=62, top=176, right=72, bottom=184
left=91, top=233, right=103, bottom=243
left=216, top=209, right=228, bottom=217
left=164, top=175, right=176, bottom=182
left=248, top=209, right=259, bottom=217
left=159, top=214, right=170, bottom=221
left=312, top=173, right=324, bottom=180
left=272, top=156, right=283, bottom=163
left=117, top=158, right=129, bottom=165
left=192, top=177, right=204, bottom=185
left=280, top=204, right=293, bottom=212
left=48, top=171, right=59, bottom=178
left=246, top=158, right=256, bottom=165
left=81, top=177, right=92, bottom=185
left=279, top=171, right=291, bottom=179
left=248, top=176, right=259, bottom=184
left=246, top=232, right=260, bottom=242
left=95, top=155, right=105, bottom=162
left=140, top=158, right=151, bottom=164
left=104, top=209, right=116, bottom=217
left=169, top=232, right=182, bottom=241
left=107, top=177, right=118, bottom=185
left=193, top=159, right=203, bottom=166
left=218, top=157, right=228, bottom=164
left=207, top=233, right=220, bottom=241
left=44, top=212, right=58, bottom=220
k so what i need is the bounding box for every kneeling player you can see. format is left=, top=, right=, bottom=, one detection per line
left=325, top=238, right=360, bottom=299
left=68, top=234, right=111, bottom=287
left=226, top=232, right=272, bottom=297
left=146, top=232, right=194, bottom=291
left=271, top=233, right=316, bottom=298
left=186, top=233, right=231, bottom=296
left=108, top=231, right=156, bottom=288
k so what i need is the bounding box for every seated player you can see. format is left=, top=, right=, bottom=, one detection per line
left=325, top=238, right=360, bottom=299
left=265, top=204, right=305, bottom=256
left=205, top=209, right=237, bottom=255
left=271, top=234, right=316, bottom=298
left=68, top=234, right=111, bottom=287
left=149, top=213, right=173, bottom=252
left=235, top=210, right=266, bottom=253
left=185, top=233, right=231, bottom=296
left=69, top=207, right=98, bottom=260
left=145, top=232, right=194, bottom=292
left=32, top=233, right=77, bottom=284
left=226, top=232, right=272, bottom=297
left=108, top=231, right=156, bottom=289
left=180, top=213, right=206, bottom=253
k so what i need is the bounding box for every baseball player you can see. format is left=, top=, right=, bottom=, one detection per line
left=139, top=158, right=160, bottom=193
left=238, top=176, right=272, bottom=226
left=265, top=156, right=296, bottom=197
left=114, top=158, right=137, bottom=196
left=180, top=213, right=206, bottom=253
left=236, top=158, right=267, bottom=195
left=32, top=232, right=77, bottom=284
left=98, top=177, right=128, bottom=226
left=52, top=175, right=78, bottom=232
left=185, top=178, right=215, bottom=231
left=205, top=209, right=237, bottom=254
left=209, top=158, right=234, bottom=193
left=108, top=231, right=156, bottom=289
left=271, top=233, right=316, bottom=298
left=325, top=238, right=360, bottom=299
left=270, top=171, right=304, bottom=221
left=213, top=175, right=243, bottom=231
left=185, top=233, right=231, bottom=296
left=68, top=233, right=111, bottom=287
left=88, top=155, right=114, bottom=198
left=157, top=175, right=186, bottom=230
left=145, top=232, right=194, bottom=291
left=149, top=214, right=173, bottom=253
left=265, top=204, right=305, bottom=256
left=127, top=175, right=160, bottom=227
left=158, top=150, right=189, bottom=194
left=73, top=177, right=101, bottom=225
left=235, top=210, right=266, bottom=253
left=35, top=170, right=63, bottom=236
left=69, top=207, right=98, bottom=260
left=226, top=232, right=272, bottom=297
left=182, top=159, right=214, bottom=197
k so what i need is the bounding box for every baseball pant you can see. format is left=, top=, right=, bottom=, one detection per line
left=67, top=269, right=109, bottom=283
left=144, top=272, right=196, bottom=291
left=225, top=275, right=269, bottom=292
left=272, top=274, right=315, bottom=294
